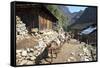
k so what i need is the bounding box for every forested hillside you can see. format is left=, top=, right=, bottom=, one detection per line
left=46, top=5, right=84, bottom=31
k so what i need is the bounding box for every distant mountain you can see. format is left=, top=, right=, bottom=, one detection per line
left=74, top=7, right=97, bottom=24
left=58, top=6, right=84, bottom=25
left=70, top=7, right=97, bottom=30
left=70, top=10, right=83, bottom=25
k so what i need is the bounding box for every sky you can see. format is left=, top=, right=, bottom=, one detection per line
left=67, top=6, right=87, bottom=13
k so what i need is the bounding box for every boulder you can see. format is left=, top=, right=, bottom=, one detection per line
left=30, top=56, right=36, bottom=61
left=26, top=48, right=30, bottom=52
left=28, top=53, right=33, bottom=57
left=16, top=49, right=22, bottom=53
left=21, top=50, right=27, bottom=57
left=20, top=60, right=28, bottom=65
left=30, top=48, right=34, bottom=52
left=26, top=61, right=34, bottom=65
left=31, top=28, right=38, bottom=33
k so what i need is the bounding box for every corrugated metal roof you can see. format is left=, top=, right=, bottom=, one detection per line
left=79, top=26, right=96, bottom=35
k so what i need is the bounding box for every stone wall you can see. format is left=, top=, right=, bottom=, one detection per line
left=16, top=16, right=30, bottom=41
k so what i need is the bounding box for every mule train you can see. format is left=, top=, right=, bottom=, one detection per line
left=35, top=32, right=72, bottom=64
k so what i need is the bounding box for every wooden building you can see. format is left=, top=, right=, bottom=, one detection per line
left=79, top=25, right=97, bottom=45
left=16, top=4, right=58, bottom=32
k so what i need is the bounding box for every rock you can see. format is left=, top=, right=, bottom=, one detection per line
left=28, top=53, right=33, bottom=57
left=67, top=58, right=71, bottom=62
left=54, top=38, right=61, bottom=46
left=26, top=61, right=34, bottom=65
left=30, top=56, right=36, bottom=61
left=22, top=50, right=27, bottom=57
left=39, top=30, right=44, bottom=34
left=67, top=57, right=76, bottom=62
left=19, top=21, right=23, bottom=24
left=30, top=48, right=34, bottom=52
left=16, top=55, right=22, bottom=59
left=81, top=42, right=86, bottom=46
left=20, top=27, right=26, bottom=31
left=16, top=59, right=22, bottom=65
left=26, top=48, right=30, bottom=52
left=20, top=60, right=28, bottom=65
left=38, top=40, right=46, bottom=49
left=16, top=23, right=25, bottom=28
left=16, top=16, right=29, bottom=41
left=26, top=56, right=30, bottom=60
left=16, top=50, right=22, bottom=53
left=40, top=59, right=50, bottom=64
left=84, top=57, right=90, bottom=61
left=79, top=53, right=84, bottom=56
left=70, top=52, right=75, bottom=56
left=80, top=57, right=85, bottom=61
left=31, top=28, right=38, bottom=33
left=69, top=57, right=76, bottom=61
left=33, top=50, right=39, bottom=56
left=83, top=47, right=91, bottom=56
left=34, top=45, right=39, bottom=50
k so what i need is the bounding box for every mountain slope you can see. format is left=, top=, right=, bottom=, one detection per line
left=58, top=6, right=84, bottom=25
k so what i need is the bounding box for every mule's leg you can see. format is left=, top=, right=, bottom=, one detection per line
left=50, top=49, right=53, bottom=63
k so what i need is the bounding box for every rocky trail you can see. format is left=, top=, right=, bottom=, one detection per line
left=16, top=16, right=96, bottom=65
left=40, top=39, right=96, bottom=64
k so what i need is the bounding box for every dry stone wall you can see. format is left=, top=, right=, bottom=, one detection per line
left=16, top=16, right=30, bottom=41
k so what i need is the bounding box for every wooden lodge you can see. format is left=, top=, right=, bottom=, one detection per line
left=16, top=4, right=58, bottom=32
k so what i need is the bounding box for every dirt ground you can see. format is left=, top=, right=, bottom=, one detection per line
left=16, top=37, right=38, bottom=49
left=41, top=39, right=87, bottom=64
left=16, top=37, right=95, bottom=64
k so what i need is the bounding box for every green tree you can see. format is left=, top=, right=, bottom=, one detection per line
left=47, top=5, right=69, bottom=31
